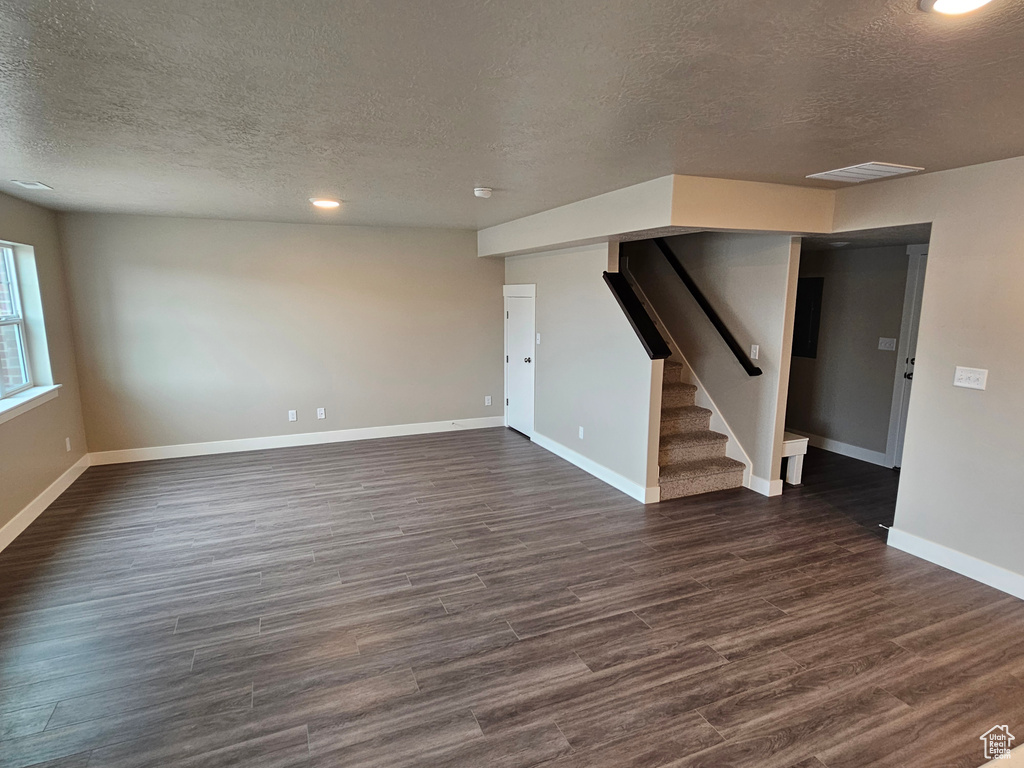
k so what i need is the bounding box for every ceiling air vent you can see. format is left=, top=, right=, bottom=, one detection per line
left=806, top=162, right=924, bottom=184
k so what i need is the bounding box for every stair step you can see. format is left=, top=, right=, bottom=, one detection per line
left=659, top=456, right=745, bottom=500
left=663, top=361, right=686, bottom=384
left=659, top=430, right=728, bottom=464
left=661, top=381, right=697, bottom=408
left=660, top=405, right=711, bottom=435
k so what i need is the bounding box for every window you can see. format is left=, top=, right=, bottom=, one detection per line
left=0, top=246, right=32, bottom=397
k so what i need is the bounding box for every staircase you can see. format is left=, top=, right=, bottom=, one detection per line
left=659, top=361, right=745, bottom=499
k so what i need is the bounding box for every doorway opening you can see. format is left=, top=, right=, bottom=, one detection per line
left=783, top=223, right=931, bottom=536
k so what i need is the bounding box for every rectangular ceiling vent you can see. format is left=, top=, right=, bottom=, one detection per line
left=806, top=162, right=924, bottom=184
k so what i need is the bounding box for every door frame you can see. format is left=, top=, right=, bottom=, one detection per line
left=503, top=284, right=536, bottom=437
left=884, top=245, right=928, bottom=468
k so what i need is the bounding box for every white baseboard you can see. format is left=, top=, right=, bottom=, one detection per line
left=530, top=432, right=656, bottom=503
left=887, top=527, right=1024, bottom=601
left=0, top=455, right=90, bottom=554
left=747, top=475, right=783, bottom=497
left=89, top=417, right=507, bottom=465
left=787, top=430, right=889, bottom=468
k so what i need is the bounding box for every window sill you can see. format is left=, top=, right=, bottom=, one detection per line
left=0, top=384, right=62, bottom=427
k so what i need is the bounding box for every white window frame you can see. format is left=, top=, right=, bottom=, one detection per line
left=0, top=245, right=33, bottom=399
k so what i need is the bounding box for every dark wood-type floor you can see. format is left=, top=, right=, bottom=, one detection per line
left=787, top=447, right=900, bottom=541
left=2, top=428, right=1022, bottom=768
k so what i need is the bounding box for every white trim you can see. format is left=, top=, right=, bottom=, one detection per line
left=787, top=429, right=889, bottom=467
left=530, top=431, right=656, bottom=503
left=89, top=417, right=506, bottom=465
left=0, top=454, right=89, bottom=554
left=748, top=475, right=784, bottom=497
left=502, top=283, right=536, bottom=298
left=0, top=384, right=61, bottom=426
left=887, top=527, right=1024, bottom=601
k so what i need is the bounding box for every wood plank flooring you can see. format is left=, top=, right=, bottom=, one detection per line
left=1, top=428, right=1021, bottom=768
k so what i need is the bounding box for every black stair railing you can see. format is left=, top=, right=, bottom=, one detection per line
left=602, top=271, right=671, bottom=360
left=652, top=238, right=762, bottom=377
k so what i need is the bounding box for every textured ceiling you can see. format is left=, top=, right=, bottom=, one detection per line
left=1, top=0, right=1023, bottom=228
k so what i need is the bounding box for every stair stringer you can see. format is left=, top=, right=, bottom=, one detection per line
left=626, top=271, right=753, bottom=490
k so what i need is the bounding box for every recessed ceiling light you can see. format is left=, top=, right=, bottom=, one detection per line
left=474, top=187, right=493, bottom=199
left=919, top=0, right=994, bottom=14
left=10, top=180, right=53, bottom=190
left=309, top=198, right=341, bottom=209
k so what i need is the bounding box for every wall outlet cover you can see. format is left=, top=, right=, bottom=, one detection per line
left=316, top=408, right=326, bottom=419
left=288, top=410, right=297, bottom=422
left=953, top=366, right=988, bottom=390
left=878, top=337, right=897, bottom=351
left=750, top=344, right=759, bottom=360
left=484, top=396, right=492, bottom=406
left=578, top=426, right=584, bottom=439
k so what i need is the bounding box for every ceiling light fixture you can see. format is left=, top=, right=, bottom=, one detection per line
left=10, top=180, right=53, bottom=190
left=474, top=187, right=493, bottom=199
left=919, top=0, right=994, bottom=14
left=309, top=198, right=341, bottom=209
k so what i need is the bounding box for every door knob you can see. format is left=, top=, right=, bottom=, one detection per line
left=524, top=357, right=532, bottom=363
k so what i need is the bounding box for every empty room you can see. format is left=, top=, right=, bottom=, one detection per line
left=2, top=1, right=1024, bottom=767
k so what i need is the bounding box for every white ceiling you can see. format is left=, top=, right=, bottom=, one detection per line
left=1, top=0, right=1022, bottom=229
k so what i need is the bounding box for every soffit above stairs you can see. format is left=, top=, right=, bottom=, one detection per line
left=478, top=174, right=835, bottom=258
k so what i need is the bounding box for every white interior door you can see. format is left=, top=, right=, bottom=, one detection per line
left=887, top=246, right=928, bottom=468
left=504, top=288, right=535, bottom=437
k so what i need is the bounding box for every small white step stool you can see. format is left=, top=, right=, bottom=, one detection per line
left=782, top=432, right=809, bottom=485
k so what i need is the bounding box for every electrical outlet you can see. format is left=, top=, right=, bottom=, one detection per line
left=484, top=396, right=492, bottom=406
left=317, top=407, right=326, bottom=420
left=288, top=410, right=297, bottom=422
left=878, top=337, right=897, bottom=351
left=953, top=366, right=988, bottom=390
left=65, top=437, right=71, bottom=452
left=536, top=333, right=541, bottom=345
left=578, top=426, right=584, bottom=440
left=750, top=344, right=759, bottom=360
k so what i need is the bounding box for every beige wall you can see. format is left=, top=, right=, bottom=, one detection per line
left=624, top=232, right=800, bottom=486
left=0, top=193, right=87, bottom=530
left=833, top=156, right=1024, bottom=577
left=787, top=246, right=909, bottom=454
left=59, top=214, right=504, bottom=452
left=504, top=244, right=657, bottom=491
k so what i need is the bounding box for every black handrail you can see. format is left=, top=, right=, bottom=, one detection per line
left=602, top=271, right=671, bottom=360
left=652, top=238, right=763, bottom=377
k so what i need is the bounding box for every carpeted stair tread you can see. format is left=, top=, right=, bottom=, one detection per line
left=660, top=405, right=712, bottom=423
left=660, top=456, right=746, bottom=481
left=662, top=381, right=697, bottom=407
left=660, top=430, right=729, bottom=449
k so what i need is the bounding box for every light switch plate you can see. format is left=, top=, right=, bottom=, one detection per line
left=536, top=333, right=541, bottom=345
left=578, top=426, right=584, bottom=440
left=953, top=366, right=988, bottom=390
left=750, top=344, right=759, bottom=360
left=878, top=337, right=897, bottom=351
